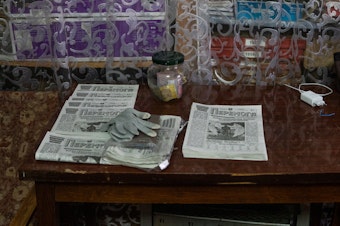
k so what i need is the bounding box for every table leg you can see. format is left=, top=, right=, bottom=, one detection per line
left=35, top=182, right=59, bottom=226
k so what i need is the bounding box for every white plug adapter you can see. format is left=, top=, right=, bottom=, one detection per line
left=300, top=90, right=325, bottom=107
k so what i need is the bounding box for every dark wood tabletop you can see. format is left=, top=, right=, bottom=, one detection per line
left=19, top=84, right=340, bottom=186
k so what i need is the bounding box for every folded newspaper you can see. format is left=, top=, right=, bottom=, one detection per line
left=35, top=84, right=184, bottom=170
left=35, top=114, right=183, bottom=170
left=182, top=102, right=268, bottom=161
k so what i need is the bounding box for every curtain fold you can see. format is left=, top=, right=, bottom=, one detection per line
left=0, top=0, right=339, bottom=97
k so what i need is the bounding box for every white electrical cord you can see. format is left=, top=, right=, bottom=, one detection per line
left=284, top=83, right=333, bottom=107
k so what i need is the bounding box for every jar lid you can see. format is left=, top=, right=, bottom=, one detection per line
left=152, top=51, right=184, bottom=65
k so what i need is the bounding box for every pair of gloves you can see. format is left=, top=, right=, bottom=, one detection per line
left=100, top=108, right=160, bottom=141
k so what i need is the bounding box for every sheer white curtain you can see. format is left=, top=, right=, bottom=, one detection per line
left=0, top=0, right=339, bottom=97
left=0, top=0, right=179, bottom=99
left=197, top=0, right=340, bottom=86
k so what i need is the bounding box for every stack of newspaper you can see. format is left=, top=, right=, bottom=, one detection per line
left=182, top=102, right=268, bottom=161
left=35, top=84, right=183, bottom=170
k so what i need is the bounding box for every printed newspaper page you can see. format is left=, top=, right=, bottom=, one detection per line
left=37, top=84, right=139, bottom=160
left=35, top=84, right=184, bottom=170
left=73, top=84, right=139, bottom=99
left=35, top=132, right=109, bottom=164
left=182, top=102, right=268, bottom=161
left=35, top=115, right=183, bottom=170
left=51, top=84, right=139, bottom=137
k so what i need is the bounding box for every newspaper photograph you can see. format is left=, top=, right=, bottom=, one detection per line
left=35, top=115, right=184, bottom=170
left=182, top=102, right=268, bottom=161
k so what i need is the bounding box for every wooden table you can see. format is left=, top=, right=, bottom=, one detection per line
left=19, top=84, right=340, bottom=226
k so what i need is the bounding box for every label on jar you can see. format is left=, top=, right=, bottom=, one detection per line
left=159, top=83, right=178, bottom=102
left=156, top=71, right=182, bottom=101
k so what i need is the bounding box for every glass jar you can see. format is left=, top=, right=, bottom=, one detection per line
left=147, top=51, right=187, bottom=102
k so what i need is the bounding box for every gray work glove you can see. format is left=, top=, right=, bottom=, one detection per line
left=101, top=108, right=160, bottom=141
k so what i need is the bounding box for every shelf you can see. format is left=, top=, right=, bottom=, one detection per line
left=0, top=59, right=153, bottom=68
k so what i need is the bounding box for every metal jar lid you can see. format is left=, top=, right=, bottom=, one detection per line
left=152, top=51, right=184, bottom=66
